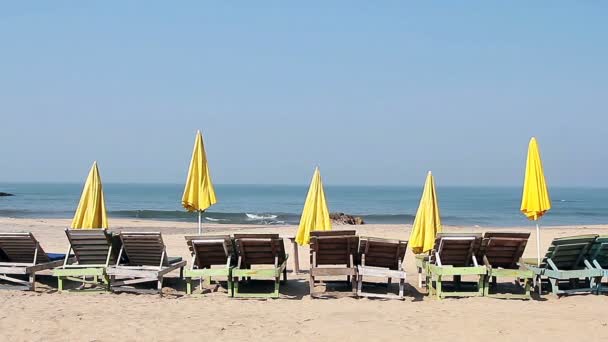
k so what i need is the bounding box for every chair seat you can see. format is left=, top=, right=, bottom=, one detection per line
left=46, top=253, right=69, bottom=262
left=168, top=256, right=182, bottom=264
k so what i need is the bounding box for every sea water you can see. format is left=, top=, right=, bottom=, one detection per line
left=0, top=183, right=607, bottom=227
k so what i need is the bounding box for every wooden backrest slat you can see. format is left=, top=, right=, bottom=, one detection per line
left=119, top=232, right=169, bottom=266
left=235, top=235, right=286, bottom=266
left=66, top=229, right=115, bottom=265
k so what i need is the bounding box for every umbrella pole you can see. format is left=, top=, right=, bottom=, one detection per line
left=535, top=222, right=541, bottom=266
left=198, top=210, right=202, bottom=235
left=536, top=222, right=542, bottom=294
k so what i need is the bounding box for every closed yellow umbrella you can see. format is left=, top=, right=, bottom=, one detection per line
left=182, top=130, right=217, bottom=234
left=520, top=137, right=551, bottom=265
left=71, top=161, right=108, bottom=229
left=295, top=167, right=331, bottom=245
left=409, top=171, right=442, bottom=254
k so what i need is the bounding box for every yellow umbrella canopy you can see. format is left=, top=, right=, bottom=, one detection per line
left=71, top=161, right=108, bottom=229
left=409, top=171, right=442, bottom=254
left=182, top=130, right=217, bottom=233
left=520, top=137, right=551, bottom=265
left=295, top=167, right=331, bottom=245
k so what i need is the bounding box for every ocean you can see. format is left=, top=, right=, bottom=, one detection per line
left=0, top=183, right=607, bottom=227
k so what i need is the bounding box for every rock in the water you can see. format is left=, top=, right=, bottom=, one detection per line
left=329, top=212, right=365, bottom=225
left=0, top=192, right=14, bottom=197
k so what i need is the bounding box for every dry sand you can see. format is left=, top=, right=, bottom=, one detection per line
left=1, top=217, right=607, bottom=341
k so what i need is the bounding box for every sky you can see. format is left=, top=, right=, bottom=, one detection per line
left=1, top=2, right=607, bottom=187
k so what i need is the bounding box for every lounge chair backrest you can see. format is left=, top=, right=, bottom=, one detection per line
left=359, top=237, right=408, bottom=270
left=66, top=229, right=115, bottom=265
left=235, top=235, right=286, bottom=266
left=542, top=234, right=597, bottom=270
left=119, top=232, right=168, bottom=267
left=480, top=232, right=530, bottom=269
left=310, top=230, right=356, bottom=238
left=431, top=233, right=482, bottom=267
left=0, top=232, right=49, bottom=264
left=233, top=233, right=280, bottom=239
left=310, top=235, right=360, bottom=266
left=588, top=235, right=608, bottom=269
left=185, top=235, right=233, bottom=268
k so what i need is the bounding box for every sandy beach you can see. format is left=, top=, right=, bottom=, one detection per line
left=0, top=217, right=606, bottom=341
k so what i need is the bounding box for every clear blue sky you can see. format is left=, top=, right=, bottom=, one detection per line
left=1, top=2, right=606, bottom=186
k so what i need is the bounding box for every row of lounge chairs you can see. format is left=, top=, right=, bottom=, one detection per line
left=417, top=232, right=608, bottom=299
left=1, top=230, right=607, bottom=299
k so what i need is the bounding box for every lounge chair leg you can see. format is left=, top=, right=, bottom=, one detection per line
left=58, top=276, right=64, bottom=292
left=282, top=268, right=287, bottom=283
left=549, top=278, right=559, bottom=296
left=274, top=277, right=280, bottom=298
left=398, top=278, right=405, bottom=299
left=204, top=276, right=211, bottom=287
left=436, top=276, right=443, bottom=299
left=483, top=275, right=490, bottom=296
left=478, top=275, right=485, bottom=296
left=387, top=277, right=392, bottom=287
left=309, top=275, right=315, bottom=296
left=233, top=277, right=239, bottom=297
left=186, top=278, right=192, bottom=294
left=180, top=267, right=184, bottom=279
left=157, top=277, right=163, bottom=293
left=351, top=275, right=357, bottom=295
left=357, top=275, right=363, bottom=296
left=29, top=273, right=36, bottom=291
left=524, top=278, right=532, bottom=298
left=417, top=267, right=423, bottom=288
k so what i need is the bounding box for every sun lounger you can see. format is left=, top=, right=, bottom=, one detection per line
left=0, top=232, right=73, bottom=291
left=356, top=237, right=408, bottom=299
left=522, top=234, right=602, bottom=296
left=588, top=235, right=608, bottom=293
left=425, top=233, right=486, bottom=299
left=53, top=229, right=115, bottom=292
left=107, top=232, right=186, bottom=294
left=183, top=235, right=234, bottom=295
left=309, top=230, right=358, bottom=298
left=479, top=232, right=534, bottom=299
left=232, top=233, right=288, bottom=298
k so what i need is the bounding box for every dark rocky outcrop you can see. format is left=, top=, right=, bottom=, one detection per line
left=330, top=212, right=365, bottom=225
left=0, top=192, right=14, bottom=197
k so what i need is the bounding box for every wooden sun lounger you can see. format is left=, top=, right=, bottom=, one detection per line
left=522, top=234, right=602, bottom=296
left=588, top=235, right=608, bottom=293
left=480, top=232, right=534, bottom=299
left=356, top=237, right=408, bottom=300
left=309, top=230, right=358, bottom=298
left=53, top=229, right=115, bottom=292
left=426, top=233, right=486, bottom=299
left=183, top=235, right=234, bottom=295
left=0, top=232, right=73, bottom=291
left=232, top=234, right=288, bottom=298
left=107, top=232, right=186, bottom=294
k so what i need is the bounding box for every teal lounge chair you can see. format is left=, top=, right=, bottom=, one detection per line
left=479, top=232, right=534, bottom=299
left=183, top=235, right=234, bottom=295
left=523, top=234, right=602, bottom=296
left=587, top=235, right=608, bottom=293
left=425, top=233, right=487, bottom=299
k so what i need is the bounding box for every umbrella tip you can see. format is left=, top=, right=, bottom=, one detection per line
left=427, top=170, right=432, bottom=175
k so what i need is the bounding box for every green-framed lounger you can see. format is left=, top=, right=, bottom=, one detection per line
left=356, top=237, right=408, bottom=300
left=309, top=230, right=358, bottom=298
left=522, top=234, right=602, bottom=296
left=107, top=232, right=186, bottom=294
left=426, top=233, right=486, bottom=299
left=232, top=234, right=288, bottom=298
left=53, top=229, right=115, bottom=292
left=586, top=235, right=608, bottom=293
left=183, top=235, right=234, bottom=295
left=0, top=232, right=73, bottom=291
left=480, top=232, right=534, bottom=299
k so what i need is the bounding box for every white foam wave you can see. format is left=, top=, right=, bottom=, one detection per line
left=205, top=217, right=227, bottom=222
left=246, top=213, right=278, bottom=220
